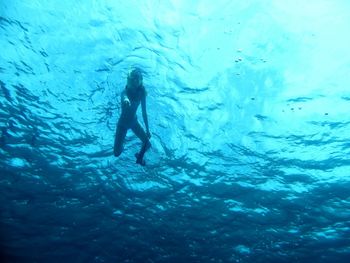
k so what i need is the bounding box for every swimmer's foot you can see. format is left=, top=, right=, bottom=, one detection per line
left=135, top=153, right=146, bottom=166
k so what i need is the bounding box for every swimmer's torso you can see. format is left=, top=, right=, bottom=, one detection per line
left=119, top=87, right=144, bottom=126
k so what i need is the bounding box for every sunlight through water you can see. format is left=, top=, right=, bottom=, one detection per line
left=1, top=0, right=350, bottom=262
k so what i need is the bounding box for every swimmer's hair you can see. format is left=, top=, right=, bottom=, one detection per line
left=127, top=67, right=143, bottom=82
left=126, top=67, right=147, bottom=97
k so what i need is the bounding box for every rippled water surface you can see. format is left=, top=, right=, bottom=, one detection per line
left=1, top=1, right=350, bottom=262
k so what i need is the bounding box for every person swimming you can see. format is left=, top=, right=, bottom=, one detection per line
left=113, top=68, right=151, bottom=165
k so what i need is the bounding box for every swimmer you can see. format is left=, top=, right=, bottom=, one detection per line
left=113, top=68, right=151, bottom=165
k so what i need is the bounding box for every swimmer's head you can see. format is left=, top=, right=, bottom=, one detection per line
left=127, top=67, right=143, bottom=88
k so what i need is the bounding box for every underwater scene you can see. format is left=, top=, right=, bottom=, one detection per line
left=1, top=0, right=350, bottom=262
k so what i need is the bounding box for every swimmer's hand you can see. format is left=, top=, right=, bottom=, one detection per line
left=123, top=98, right=130, bottom=107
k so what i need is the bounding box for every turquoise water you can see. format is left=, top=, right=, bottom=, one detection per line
left=1, top=0, right=350, bottom=262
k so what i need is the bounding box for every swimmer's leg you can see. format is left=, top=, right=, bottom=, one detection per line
left=131, top=121, right=151, bottom=165
left=114, top=123, right=128, bottom=157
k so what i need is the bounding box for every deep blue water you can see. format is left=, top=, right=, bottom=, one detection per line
left=1, top=1, right=350, bottom=262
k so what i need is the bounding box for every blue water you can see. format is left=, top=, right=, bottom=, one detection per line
left=1, top=1, right=350, bottom=262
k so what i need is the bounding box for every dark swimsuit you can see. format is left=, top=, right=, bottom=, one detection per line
left=118, top=86, right=144, bottom=128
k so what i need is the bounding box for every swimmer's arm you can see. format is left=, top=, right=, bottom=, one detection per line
left=141, top=95, right=150, bottom=136
left=121, top=90, right=130, bottom=106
